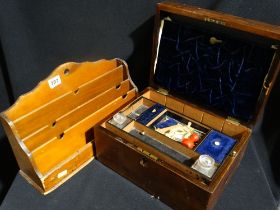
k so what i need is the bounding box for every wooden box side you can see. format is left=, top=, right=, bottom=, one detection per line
left=95, top=125, right=211, bottom=210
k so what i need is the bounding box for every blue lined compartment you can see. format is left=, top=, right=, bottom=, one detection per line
left=195, top=130, right=236, bottom=164
left=136, top=103, right=165, bottom=125
left=153, top=117, right=178, bottom=129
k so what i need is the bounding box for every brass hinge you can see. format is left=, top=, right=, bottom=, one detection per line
left=226, top=117, right=240, bottom=126
left=157, top=88, right=169, bottom=96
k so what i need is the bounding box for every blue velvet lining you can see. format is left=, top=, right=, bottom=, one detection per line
left=153, top=117, right=178, bottom=129
left=195, top=130, right=236, bottom=163
left=136, top=103, right=165, bottom=125
left=154, top=20, right=274, bottom=122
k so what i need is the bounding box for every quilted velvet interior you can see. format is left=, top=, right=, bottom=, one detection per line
left=196, top=130, right=236, bottom=164
left=154, top=19, right=275, bottom=122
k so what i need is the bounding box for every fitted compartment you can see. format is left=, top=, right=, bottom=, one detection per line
left=101, top=88, right=251, bottom=182
left=142, top=89, right=249, bottom=137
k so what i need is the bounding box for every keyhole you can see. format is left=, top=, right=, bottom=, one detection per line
left=209, top=37, right=222, bottom=45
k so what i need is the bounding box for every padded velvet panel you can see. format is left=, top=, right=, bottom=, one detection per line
left=196, top=130, right=236, bottom=164
left=136, top=103, right=165, bottom=125
left=154, top=20, right=275, bottom=122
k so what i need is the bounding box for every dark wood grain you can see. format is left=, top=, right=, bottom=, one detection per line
left=158, top=1, right=280, bottom=40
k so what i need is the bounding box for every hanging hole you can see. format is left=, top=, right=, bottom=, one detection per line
left=115, top=84, right=121, bottom=89
left=64, top=69, right=70, bottom=75
left=59, top=133, right=64, bottom=139
left=74, top=89, right=79, bottom=94
left=122, top=94, right=127, bottom=99
left=52, top=121, right=56, bottom=127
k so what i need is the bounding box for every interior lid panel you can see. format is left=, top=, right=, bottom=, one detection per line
left=151, top=5, right=280, bottom=124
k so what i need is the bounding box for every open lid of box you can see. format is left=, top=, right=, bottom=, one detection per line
left=150, top=2, right=280, bottom=126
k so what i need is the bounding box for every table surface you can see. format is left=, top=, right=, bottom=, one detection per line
left=0, top=140, right=277, bottom=210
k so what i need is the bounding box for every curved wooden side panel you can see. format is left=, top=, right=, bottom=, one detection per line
left=0, top=114, right=44, bottom=189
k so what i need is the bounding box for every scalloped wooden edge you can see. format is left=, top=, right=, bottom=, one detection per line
left=6, top=58, right=137, bottom=115
left=5, top=59, right=124, bottom=120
